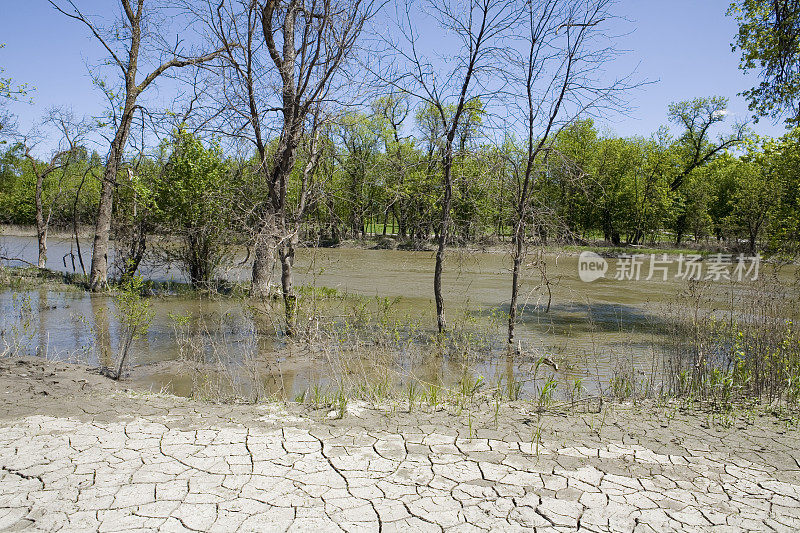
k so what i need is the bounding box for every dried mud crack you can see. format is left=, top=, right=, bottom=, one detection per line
left=1, top=357, right=800, bottom=531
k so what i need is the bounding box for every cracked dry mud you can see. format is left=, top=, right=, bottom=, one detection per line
left=1, top=358, right=800, bottom=532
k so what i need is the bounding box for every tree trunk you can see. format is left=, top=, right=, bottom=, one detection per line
left=89, top=164, right=115, bottom=290
left=251, top=214, right=277, bottom=299
left=674, top=211, right=687, bottom=246
left=90, top=106, right=134, bottom=291
left=121, top=229, right=146, bottom=283
left=507, top=219, right=524, bottom=345
left=397, top=203, right=406, bottom=238
left=279, top=232, right=298, bottom=336
left=72, top=168, right=89, bottom=277
left=434, top=151, right=454, bottom=334
left=35, top=172, right=47, bottom=269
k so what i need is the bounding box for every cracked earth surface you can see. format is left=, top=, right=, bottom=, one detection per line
left=1, top=358, right=800, bottom=532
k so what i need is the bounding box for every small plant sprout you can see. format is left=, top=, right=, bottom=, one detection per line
left=106, top=276, right=154, bottom=380
left=571, top=378, right=584, bottom=407
left=407, top=381, right=418, bottom=413
left=294, top=389, right=307, bottom=404
left=335, top=388, right=348, bottom=419
left=537, top=377, right=558, bottom=412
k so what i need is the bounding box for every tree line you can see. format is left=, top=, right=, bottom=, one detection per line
left=3, top=97, right=799, bottom=264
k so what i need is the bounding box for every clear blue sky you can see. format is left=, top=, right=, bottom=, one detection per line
left=0, top=0, right=789, bottom=155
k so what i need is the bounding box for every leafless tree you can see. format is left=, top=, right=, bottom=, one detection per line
left=392, top=0, right=520, bottom=333
left=206, top=0, right=378, bottom=334
left=0, top=107, right=15, bottom=140
left=22, top=109, right=92, bottom=270
left=49, top=0, right=226, bottom=290
left=506, top=0, right=633, bottom=346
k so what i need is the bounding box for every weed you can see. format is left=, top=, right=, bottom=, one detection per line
left=406, top=381, right=418, bottom=413
left=334, top=388, right=348, bottom=419
left=294, top=389, right=307, bottom=404
left=104, top=276, right=154, bottom=380
left=536, top=377, right=558, bottom=411
left=1, top=291, right=35, bottom=357
left=610, top=375, right=633, bottom=400
left=570, top=378, right=584, bottom=407
left=424, top=383, right=442, bottom=408
left=312, top=384, right=326, bottom=409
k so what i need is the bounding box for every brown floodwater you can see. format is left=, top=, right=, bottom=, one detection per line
left=2, top=233, right=797, bottom=400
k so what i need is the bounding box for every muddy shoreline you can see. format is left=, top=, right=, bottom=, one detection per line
left=2, top=356, right=800, bottom=531
left=2, top=355, right=798, bottom=454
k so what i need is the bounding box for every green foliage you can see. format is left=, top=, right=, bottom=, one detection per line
left=0, top=144, right=35, bottom=223
left=108, top=275, right=154, bottom=379
left=536, top=377, right=558, bottom=410
left=727, top=148, right=779, bottom=252
left=0, top=44, right=31, bottom=102
left=759, top=128, right=800, bottom=253
left=551, top=120, right=676, bottom=245
left=667, top=277, right=800, bottom=411
left=0, top=143, right=101, bottom=226
left=728, top=0, right=800, bottom=125
left=1, top=95, right=800, bottom=258
left=152, top=128, right=233, bottom=288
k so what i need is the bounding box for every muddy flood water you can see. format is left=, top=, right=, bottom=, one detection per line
left=2, top=232, right=798, bottom=401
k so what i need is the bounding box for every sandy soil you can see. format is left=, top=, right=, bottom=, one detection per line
left=1, top=356, right=800, bottom=532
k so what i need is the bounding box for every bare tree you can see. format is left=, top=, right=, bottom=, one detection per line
left=394, top=0, right=520, bottom=333
left=22, top=109, right=91, bottom=269
left=0, top=106, right=15, bottom=140
left=208, top=0, right=377, bottom=333
left=50, top=0, right=226, bottom=290
left=506, top=0, right=632, bottom=346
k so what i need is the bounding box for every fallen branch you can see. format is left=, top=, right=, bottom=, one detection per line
left=0, top=256, right=39, bottom=268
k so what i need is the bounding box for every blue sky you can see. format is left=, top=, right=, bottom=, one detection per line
left=0, top=0, right=789, bottom=155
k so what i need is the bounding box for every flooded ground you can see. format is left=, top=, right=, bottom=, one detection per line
left=2, top=232, right=798, bottom=400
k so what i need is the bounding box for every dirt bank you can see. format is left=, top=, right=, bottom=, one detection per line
left=1, top=356, right=799, bottom=531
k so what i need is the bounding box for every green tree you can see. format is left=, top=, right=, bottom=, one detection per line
left=334, top=112, right=382, bottom=238
left=727, top=155, right=778, bottom=253
left=705, top=154, right=740, bottom=241
left=105, top=275, right=154, bottom=380
left=112, top=156, right=159, bottom=282
left=153, top=129, right=232, bottom=288
left=666, top=96, right=747, bottom=244
left=729, top=0, right=800, bottom=125
left=758, top=128, right=800, bottom=253
left=0, top=144, right=36, bottom=224
left=372, top=94, right=412, bottom=238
